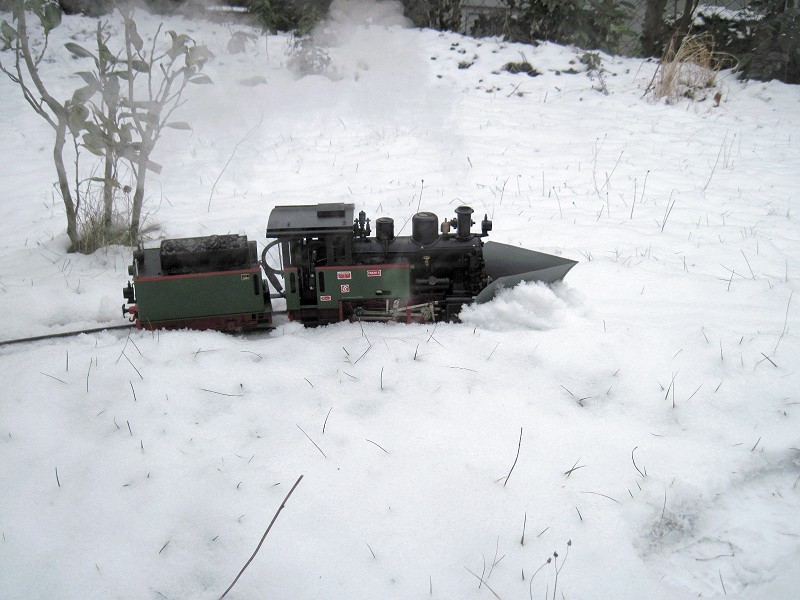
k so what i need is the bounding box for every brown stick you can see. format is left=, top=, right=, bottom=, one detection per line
left=218, top=475, right=304, bottom=599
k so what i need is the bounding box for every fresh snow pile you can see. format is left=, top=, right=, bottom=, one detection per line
left=1, top=2, right=798, bottom=599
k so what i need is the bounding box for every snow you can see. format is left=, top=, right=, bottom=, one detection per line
left=1, top=1, right=799, bottom=599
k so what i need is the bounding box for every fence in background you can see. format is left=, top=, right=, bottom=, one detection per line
left=401, top=0, right=751, bottom=56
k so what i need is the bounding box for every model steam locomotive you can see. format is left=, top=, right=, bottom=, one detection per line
left=122, top=203, right=576, bottom=331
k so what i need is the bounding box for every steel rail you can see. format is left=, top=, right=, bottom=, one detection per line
left=0, top=324, right=137, bottom=348
left=0, top=311, right=292, bottom=348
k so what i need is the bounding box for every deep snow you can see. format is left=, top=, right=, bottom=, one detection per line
left=1, top=2, right=798, bottom=599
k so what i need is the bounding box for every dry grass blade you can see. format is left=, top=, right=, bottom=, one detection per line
left=297, top=424, right=327, bottom=458
left=631, top=446, right=646, bottom=478
left=579, top=490, right=619, bottom=503
left=464, top=567, right=503, bottom=600
left=504, top=428, right=523, bottom=487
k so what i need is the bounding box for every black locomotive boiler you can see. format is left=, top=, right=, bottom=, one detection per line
left=122, top=203, right=577, bottom=331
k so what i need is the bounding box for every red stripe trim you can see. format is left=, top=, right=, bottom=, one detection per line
left=136, top=267, right=260, bottom=283
left=315, top=263, right=409, bottom=271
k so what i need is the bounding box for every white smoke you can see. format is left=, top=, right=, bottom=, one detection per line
left=310, top=0, right=412, bottom=59
left=283, top=0, right=449, bottom=127
left=327, top=0, right=411, bottom=30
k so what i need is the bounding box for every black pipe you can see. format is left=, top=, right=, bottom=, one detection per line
left=454, top=206, right=474, bottom=239
left=260, top=239, right=284, bottom=295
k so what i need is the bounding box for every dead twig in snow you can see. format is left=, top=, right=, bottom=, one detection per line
left=579, top=490, right=619, bottom=503
left=218, top=475, right=303, bottom=600
left=631, top=446, right=646, bottom=478
left=297, top=425, right=327, bottom=458
left=464, top=567, right=503, bottom=600
left=208, top=112, right=263, bottom=212
left=564, top=459, right=586, bottom=478
left=365, top=439, right=388, bottom=454
left=504, top=428, right=523, bottom=487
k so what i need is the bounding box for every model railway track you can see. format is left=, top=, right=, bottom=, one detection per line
left=0, top=324, right=139, bottom=347
left=0, top=310, right=297, bottom=348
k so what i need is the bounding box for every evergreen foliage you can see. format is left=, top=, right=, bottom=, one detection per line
left=694, top=1, right=800, bottom=84
left=501, top=0, right=635, bottom=55
left=245, top=0, right=327, bottom=33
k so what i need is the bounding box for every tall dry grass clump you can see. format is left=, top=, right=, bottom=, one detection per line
left=74, top=181, right=159, bottom=252
left=652, top=33, right=732, bottom=103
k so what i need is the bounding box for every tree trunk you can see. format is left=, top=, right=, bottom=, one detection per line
left=668, top=0, right=699, bottom=53
left=129, top=155, right=148, bottom=244
left=103, top=150, right=114, bottom=232
left=677, top=0, right=698, bottom=37
left=53, top=118, right=80, bottom=249
left=642, top=0, right=668, bottom=56
left=13, top=3, right=80, bottom=251
left=98, top=21, right=115, bottom=235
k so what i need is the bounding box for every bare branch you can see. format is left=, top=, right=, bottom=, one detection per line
left=218, top=475, right=304, bottom=600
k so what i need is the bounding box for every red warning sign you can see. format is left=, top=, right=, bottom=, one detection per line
left=337, top=271, right=351, bottom=280
left=320, top=295, right=332, bottom=302
left=367, top=269, right=382, bottom=278
left=340, top=284, right=350, bottom=293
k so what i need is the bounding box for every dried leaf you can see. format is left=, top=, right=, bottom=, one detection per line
left=189, top=74, right=213, bottom=85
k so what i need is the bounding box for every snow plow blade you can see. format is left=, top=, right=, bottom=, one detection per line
left=475, top=241, right=578, bottom=304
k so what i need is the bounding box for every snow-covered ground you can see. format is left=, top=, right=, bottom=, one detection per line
left=1, top=2, right=798, bottom=598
